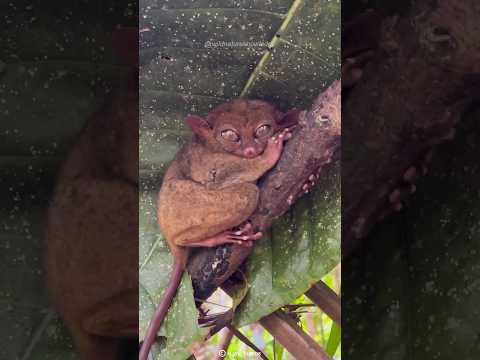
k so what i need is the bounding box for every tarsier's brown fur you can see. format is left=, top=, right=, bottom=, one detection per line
left=45, top=29, right=138, bottom=360
left=45, top=83, right=138, bottom=360
left=140, top=99, right=299, bottom=359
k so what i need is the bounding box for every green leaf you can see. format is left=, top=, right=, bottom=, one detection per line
left=274, top=340, right=285, bottom=360
left=233, top=162, right=340, bottom=326
left=139, top=0, right=340, bottom=358
left=343, top=110, right=480, bottom=358
left=326, top=322, right=341, bottom=356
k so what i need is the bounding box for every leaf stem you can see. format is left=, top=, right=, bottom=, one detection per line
left=20, top=308, right=55, bottom=360
left=240, top=0, right=305, bottom=97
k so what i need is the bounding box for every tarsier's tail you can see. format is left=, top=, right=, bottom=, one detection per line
left=139, top=258, right=185, bottom=360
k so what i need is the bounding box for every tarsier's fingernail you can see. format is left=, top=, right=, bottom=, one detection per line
left=287, top=195, right=294, bottom=204
left=309, top=175, right=315, bottom=181
left=422, top=166, right=428, bottom=175
left=410, top=184, right=416, bottom=194
left=303, top=184, right=308, bottom=190
left=235, top=231, right=242, bottom=235
left=394, top=202, right=403, bottom=211
left=389, top=189, right=401, bottom=203
left=403, top=166, right=416, bottom=182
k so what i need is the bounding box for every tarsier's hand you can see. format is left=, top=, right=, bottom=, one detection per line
left=342, top=50, right=375, bottom=88
left=263, top=128, right=293, bottom=168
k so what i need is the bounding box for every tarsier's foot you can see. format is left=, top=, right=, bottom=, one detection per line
left=287, top=173, right=319, bottom=205
left=378, top=150, right=434, bottom=220
left=301, top=174, right=317, bottom=195
left=228, top=222, right=263, bottom=247
left=189, top=223, right=262, bottom=248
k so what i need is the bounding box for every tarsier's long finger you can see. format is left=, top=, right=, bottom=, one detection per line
left=275, top=131, right=291, bottom=143
left=233, top=222, right=252, bottom=235
left=229, top=240, right=249, bottom=246
left=282, top=132, right=293, bottom=141
left=304, top=174, right=317, bottom=191
left=388, top=185, right=416, bottom=207
left=227, top=232, right=262, bottom=242
left=228, top=239, right=256, bottom=247
left=286, top=172, right=319, bottom=206
left=273, top=128, right=292, bottom=143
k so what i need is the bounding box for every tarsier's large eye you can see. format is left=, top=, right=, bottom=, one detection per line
left=221, top=129, right=240, bottom=142
left=255, top=124, right=271, bottom=138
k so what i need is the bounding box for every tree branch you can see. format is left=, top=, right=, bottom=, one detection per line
left=342, top=0, right=480, bottom=257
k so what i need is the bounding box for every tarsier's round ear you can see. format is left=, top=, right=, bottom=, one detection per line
left=185, top=115, right=212, bottom=138
left=276, top=109, right=301, bottom=128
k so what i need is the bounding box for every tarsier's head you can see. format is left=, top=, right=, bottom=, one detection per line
left=185, top=99, right=299, bottom=158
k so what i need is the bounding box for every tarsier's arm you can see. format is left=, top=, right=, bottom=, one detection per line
left=206, top=131, right=290, bottom=189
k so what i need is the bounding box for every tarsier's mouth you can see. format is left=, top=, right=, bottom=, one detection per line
left=242, top=147, right=260, bottom=158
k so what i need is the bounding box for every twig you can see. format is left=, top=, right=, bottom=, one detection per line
left=20, top=309, right=55, bottom=360
left=260, top=310, right=331, bottom=360
left=227, top=324, right=269, bottom=360
left=305, top=281, right=341, bottom=325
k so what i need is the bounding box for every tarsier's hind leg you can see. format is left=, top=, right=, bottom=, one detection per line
left=187, top=221, right=263, bottom=248
left=158, top=180, right=260, bottom=246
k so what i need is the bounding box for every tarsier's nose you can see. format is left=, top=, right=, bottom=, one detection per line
left=243, top=147, right=257, bottom=158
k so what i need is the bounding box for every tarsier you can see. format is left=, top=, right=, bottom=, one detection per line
left=45, top=28, right=138, bottom=360
left=139, top=99, right=300, bottom=360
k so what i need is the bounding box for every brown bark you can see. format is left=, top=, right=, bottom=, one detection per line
left=260, top=310, right=331, bottom=360
left=342, top=0, right=480, bottom=257
left=305, top=281, right=341, bottom=326
left=188, top=80, right=341, bottom=300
